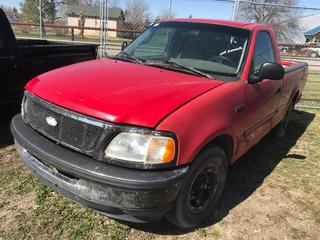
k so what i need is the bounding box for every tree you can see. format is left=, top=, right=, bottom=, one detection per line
left=0, top=5, right=20, bottom=21
left=43, top=0, right=56, bottom=23
left=156, top=8, right=177, bottom=20
left=238, top=0, right=301, bottom=42
left=125, top=0, right=150, bottom=31
left=20, top=0, right=57, bottom=23
left=20, top=0, right=40, bottom=23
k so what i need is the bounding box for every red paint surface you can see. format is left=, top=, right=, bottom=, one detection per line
left=25, top=20, right=307, bottom=166
left=26, top=59, right=224, bottom=127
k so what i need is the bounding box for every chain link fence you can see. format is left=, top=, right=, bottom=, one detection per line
left=279, top=45, right=320, bottom=109
left=2, top=0, right=320, bottom=108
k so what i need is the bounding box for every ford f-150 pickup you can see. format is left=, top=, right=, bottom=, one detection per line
left=11, top=19, right=308, bottom=229
left=0, top=9, right=97, bottom=104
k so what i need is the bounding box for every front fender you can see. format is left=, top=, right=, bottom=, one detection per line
left=156, top=81, right=245, bottom=166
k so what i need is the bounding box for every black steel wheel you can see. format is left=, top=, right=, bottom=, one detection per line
left=167, top=147, right=228, bottom=229
left=188, top=164, right=218, bottom=214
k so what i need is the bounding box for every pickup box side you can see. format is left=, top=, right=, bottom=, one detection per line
left=282, top=60, right=308, bottom=102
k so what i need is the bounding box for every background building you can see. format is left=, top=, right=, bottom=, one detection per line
left=305, top=26, right=320, bottom=43
left=285, top=14, right=320, bottom=43
left=66, top=4, right=125, bottom=38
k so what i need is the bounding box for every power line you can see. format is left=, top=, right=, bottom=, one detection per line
left=185, top=0, right=320, bottom=11
left=240, top=0, right=320, bottom=11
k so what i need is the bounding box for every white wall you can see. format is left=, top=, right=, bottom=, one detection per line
left=67, top=17, right=118, bottom=38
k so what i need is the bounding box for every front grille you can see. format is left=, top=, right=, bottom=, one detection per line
left=23, top=92, right=112, bottom=156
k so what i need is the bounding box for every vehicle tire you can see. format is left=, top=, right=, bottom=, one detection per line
left=272, top=101, right=295, bottom=138
left=311, top=52, right=318, bottom=58
left=166, top=147, right=228, bottom=229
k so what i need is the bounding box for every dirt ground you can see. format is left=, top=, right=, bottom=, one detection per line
left=0, top=104, right=319, bottom=240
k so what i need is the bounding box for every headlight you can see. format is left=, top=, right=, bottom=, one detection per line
left=105, top=132, right=176, bottom=164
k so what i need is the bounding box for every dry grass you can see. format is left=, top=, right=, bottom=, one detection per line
left=0, top=105, right=319, bottom=240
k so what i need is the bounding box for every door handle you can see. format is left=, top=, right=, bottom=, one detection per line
left=235, top=104, right=245, bottom=113
left=275, top=86, right=281, bottom=95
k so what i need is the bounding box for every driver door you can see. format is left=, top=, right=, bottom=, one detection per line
left=243, top=31, right=282, bottom=147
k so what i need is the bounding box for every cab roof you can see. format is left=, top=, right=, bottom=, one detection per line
left=160, top=18, right=265, bottom=30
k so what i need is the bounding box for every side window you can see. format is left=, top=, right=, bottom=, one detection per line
left=252, top=31, right=275, bottom=72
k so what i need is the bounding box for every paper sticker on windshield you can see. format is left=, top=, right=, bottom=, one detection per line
left=220, top=46, right=243, bottom=56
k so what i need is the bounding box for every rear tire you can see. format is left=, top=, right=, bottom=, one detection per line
left=166, top=147, right=228, bottom=229
left=273, top=101, right=295, bottom=138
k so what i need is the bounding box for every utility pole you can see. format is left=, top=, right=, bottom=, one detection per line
left=39, top=0, right=43, bottom=38
left=105, top=0, right=109, bottom=57
left=168, top=0, right=173, bottom=19
left=99, top=0, right=108, bottom=58
left=232, top=0, right=240, bottom=21
left=99, top=0, right=103, bottom=57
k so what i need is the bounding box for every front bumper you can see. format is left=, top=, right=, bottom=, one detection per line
left=11, top=114, right=188, bottom=223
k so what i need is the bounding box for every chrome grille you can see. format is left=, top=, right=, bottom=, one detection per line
left=23, top=92, right=107, bottom=155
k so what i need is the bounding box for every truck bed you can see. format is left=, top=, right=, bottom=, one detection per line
left=281, top=59, right=308, bottom=104
left=0, top=8, right=98, bottom=104
left=17, top=39, right=97, bottom=81
left=281, top=59, right=307, bottom=70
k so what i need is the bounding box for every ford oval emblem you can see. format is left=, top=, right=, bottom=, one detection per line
left=46, top=116, right=57, bottom=127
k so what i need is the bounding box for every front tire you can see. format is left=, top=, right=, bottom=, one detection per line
left=167, top=147, right=228, bottom=229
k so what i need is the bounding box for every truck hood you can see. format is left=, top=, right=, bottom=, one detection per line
left=26, top=59, right=224, bottom=127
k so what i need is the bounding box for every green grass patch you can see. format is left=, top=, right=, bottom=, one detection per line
left=291, top=228, right=309, bottom=240
left=197, top=228, right=221, bottom=239
left=15, top=175, right=39, bottom=195
left=35, top=184, right=52, bottom=205
left=298, top=71, right=320, bottom=108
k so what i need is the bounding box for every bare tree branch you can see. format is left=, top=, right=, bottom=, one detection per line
left=238, top=0, right=302, bottom=43
left=125, top=0, right=150, bottom=31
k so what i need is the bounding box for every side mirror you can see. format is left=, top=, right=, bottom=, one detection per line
left=249, top=62, right=285, bottom=84
left=121, top=41, right=128, bottom=51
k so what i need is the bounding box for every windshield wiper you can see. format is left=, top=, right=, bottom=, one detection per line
left=145, top=60, right=212, bottom=79
left=112, top=51, right=143, bottom=64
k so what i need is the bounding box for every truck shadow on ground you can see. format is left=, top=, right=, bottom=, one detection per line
left=0, top=103, right=20, bottom=149
left=125, top=109, right=315, bottom=235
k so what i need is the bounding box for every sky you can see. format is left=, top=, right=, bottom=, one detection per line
left=0, top=0, right=320, bottom=20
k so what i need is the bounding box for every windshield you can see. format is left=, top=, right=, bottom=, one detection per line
left=124, top=21, right=250, bottom=77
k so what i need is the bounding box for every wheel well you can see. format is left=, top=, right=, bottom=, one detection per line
left=204, top=134, right=234, bottom=163
left=292, top=91, right=300, bottom=105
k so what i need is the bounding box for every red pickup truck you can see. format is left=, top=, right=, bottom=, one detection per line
left=11, top=19, right=308, bottom=229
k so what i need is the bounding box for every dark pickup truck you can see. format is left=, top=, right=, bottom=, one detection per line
left=0, top=9, right=97, bottom=104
